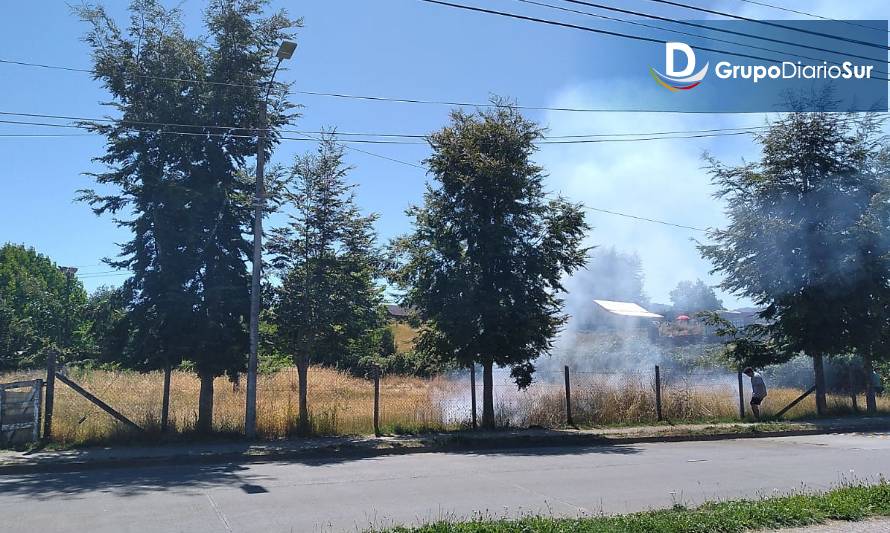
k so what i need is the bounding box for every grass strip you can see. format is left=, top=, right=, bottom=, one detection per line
left=380, top=480, right=890, bottom=532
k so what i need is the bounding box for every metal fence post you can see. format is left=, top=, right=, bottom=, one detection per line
left=43, top=350, right=56, bottom=441
left=564, top=366, right=574, bottom=427
left=654, top=365, right=663, bottom=421
left=470, top=364, right=477, bottom=429
left=373, top=365, right=381, bottom=437
left=737, top=369, right=745, bottom=419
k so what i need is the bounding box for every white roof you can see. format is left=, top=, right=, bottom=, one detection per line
left=593, top=299, right=663, bottom=319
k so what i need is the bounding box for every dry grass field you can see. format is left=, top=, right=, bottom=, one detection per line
left=1, top=366, right=887, bottom=446
left=390, top=321, right=418, bottom=352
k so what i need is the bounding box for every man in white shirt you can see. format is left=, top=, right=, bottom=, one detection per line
left=743, top=367, right=768, bottom=420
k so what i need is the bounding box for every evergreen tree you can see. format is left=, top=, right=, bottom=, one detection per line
left=269, top=138, right=383, bottom=435
left=80, top=286, right=131, bottom=366
left=699, top=109, right=889, bottom=414
left=391, top=104, right=590, bottom=428
left=76, top=0, right=299, bottom=431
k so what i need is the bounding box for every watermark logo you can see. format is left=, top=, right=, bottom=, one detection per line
left=650, top=42, right=709, bottom=92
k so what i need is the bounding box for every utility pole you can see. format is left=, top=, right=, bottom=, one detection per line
left=246, top=41, right=296, bottom=439
left=246, top=101, right=266, bottom=440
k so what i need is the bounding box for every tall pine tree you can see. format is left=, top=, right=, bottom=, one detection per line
left=269, top=138, right=383, bottom=435
left=76, top=0, right=299, bottom=431
left=700, top=109, right=890, bottom=414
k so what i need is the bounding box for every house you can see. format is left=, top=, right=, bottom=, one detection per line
left=384, top=304, right=411, bottom=321
left=590, top=299, right=663, bottom=334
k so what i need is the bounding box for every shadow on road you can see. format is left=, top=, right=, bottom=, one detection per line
left=0, top=439, right=640, bottom=499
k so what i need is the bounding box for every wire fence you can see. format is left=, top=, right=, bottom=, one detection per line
left=1, top=363, right=885, bottom=446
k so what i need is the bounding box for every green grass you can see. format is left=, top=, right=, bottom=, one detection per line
left=378, top=481, right=890, bottom=532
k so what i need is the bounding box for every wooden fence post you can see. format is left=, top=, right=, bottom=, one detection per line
left=43, top=350, right=56, bottom=441
left=737, top=369, right=745, bottom=419
left=373, top=365, right=381, bottom=437
left=849, top=366, right=859, bottom=413
left=161, top=366, right=172, bottom=432
left=564, top=366, right=574, bottom=427
left=654, top=365, right=663, bottom=421
left=470, top=364, right=477, bottom=429
left=34, top=379, right=43, bottom=442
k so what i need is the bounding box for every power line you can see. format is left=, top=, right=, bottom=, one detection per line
left=0, top=117, right=428, bottom=145
left=1, top=109, right=771, bottom=138
left=643, top=0, right=890, bottom=51
left=517, top=0, right=885, bottom=75
left=77, top=272, right=130, bottom=279
left=419, top=0, right=888, bottom=83
left=420, top=0, right=787, bottom=64
left=3, top=109, right=882, bottom=147
left=0, top=133, right=95, bottom=138
left=736, top=0, right=890, bottom=34
left=0, top=110, right=774, bottom=142
left=3, top=56, right=885, bottom=114
left=555, top=0, right=887, bottom=67
left=10, top=108, right=880, bottom=141
left=584, top=206, right=707, bottom=231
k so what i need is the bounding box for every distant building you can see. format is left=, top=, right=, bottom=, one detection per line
left=385, top=304, right=411, bottom=321
left=714, top=308, right=764, bottom=329
left=593, top=299, right=663, bottom=319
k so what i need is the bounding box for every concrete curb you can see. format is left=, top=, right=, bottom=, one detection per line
left=2, top=421, right=888, bottom=476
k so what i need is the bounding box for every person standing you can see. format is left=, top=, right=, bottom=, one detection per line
left=743, top=367, right=768, bottom=419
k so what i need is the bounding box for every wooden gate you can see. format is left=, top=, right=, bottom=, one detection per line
left=0, top=379, right=42, bottom=445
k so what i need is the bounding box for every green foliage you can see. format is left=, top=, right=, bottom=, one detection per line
left=78, top=285, right=130, bottom=365
left=0, top=243, right=88, bottom=370
left=269, top=137, right=384, bottom=371
left=699, top=108, right=890, bottom=364
left=390, top=103, right=590, bottom=390
left=670, top=279, right=723, bottom=313
left=697, top=312, right=789, bottom=369
left=368, top=349, right=452, bottom=378
left=75, top=0, right=299, bottom=386
left=379, top=327, right=397, bottom=358
left=381, top=481, right=890, bottom=532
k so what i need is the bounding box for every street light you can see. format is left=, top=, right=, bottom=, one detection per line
left=246, top=40, right=296, bottom=439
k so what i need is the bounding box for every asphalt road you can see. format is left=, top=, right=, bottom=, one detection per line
left=2, top=432, right=889, bottom=533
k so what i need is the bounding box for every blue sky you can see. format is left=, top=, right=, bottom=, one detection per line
left=1, top=0, right=888, bottom=308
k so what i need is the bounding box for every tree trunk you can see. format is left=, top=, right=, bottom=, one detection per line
left=197, top=372, right=214, bottom=433
left=481, top=360, right=495, bottom=428
left=813, top=353, right=827, bottom=416
left=296, top=355, right=310, bottom=436
left=161, top=365, right=172, bottom=432
left=864, top=354, right=877, bottom=415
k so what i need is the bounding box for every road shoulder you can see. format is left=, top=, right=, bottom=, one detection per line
left=2, top=415, right=888, bottom=475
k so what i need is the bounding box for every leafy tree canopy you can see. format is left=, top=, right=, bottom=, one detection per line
left=670, top=279, right=723, bottom=314
left=391, top=103, right=590, bottom=392
left=0, top=243, right=87, bottom=370
left=699, top=108, right=889, bottom=360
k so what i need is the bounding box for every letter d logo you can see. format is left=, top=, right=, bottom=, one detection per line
left=650, top=42, right=709, bottom=92
left=666, top=42, right=696, bottom=77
